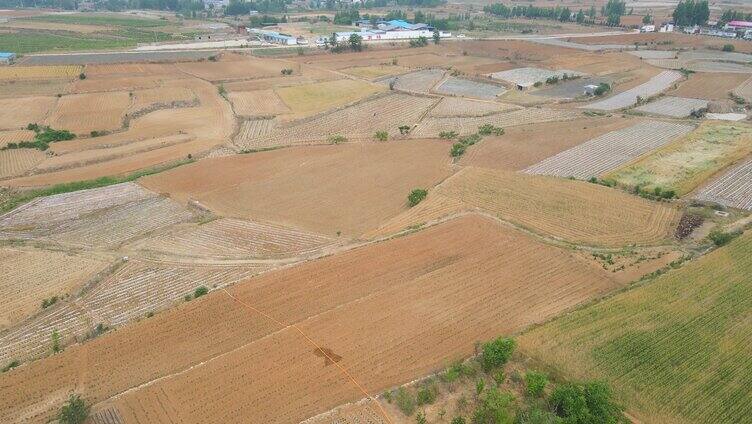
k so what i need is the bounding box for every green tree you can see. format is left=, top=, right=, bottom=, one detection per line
left=549, top=381, right=625, bottom=424
left=604, top=0, right=625, bottom=25
left=433, top=29, right=441, bottom=44
left=450, top=143, right=466, bottom=157
left=480, top=337, right=515, bottom=372
left=58, top=394, right=90, bottom=424
left=525, top=371, right=548, bottom=398
left=642, top=14, right=652, bottom=24
left=348, top=33, right=363, bottom=51
left=396, top=387, right=416, bottom=415
left=194, top=286, right=209, bottom=298
left=51, top=329, right=61, bottom=353
left=451, top=418, right=467, bottom=424
left=408, top=188, right=428, bottom=207
left=374, top=130, right=388, bottom=141
left=576, top=9, right=585, bottom=23
left=672, top=0, right=709, bottom=26
left=472, top=387, right=515, bottom=424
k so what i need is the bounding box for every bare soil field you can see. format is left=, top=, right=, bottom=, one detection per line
left=634, top=96, right=709, bottom=118
left=275, top=78, right=386, bottom=119
left=140, top=141, right=453, bottom=236
left=176, top=54, right=287, bottom=82
left=0, top=96, right=57, bottom=130
left=0, top=129, right=35, bottom=148
left=70, top=75, right=164, bottom=93
left=0, top=215, right=621, bottom=424
left=434, top=77, right=507, bottom=100
left=341, top=64, right=409, bottom=80
left=392, top=68, right=446, bottom=94
left=0, top=79, right=72, bottom=98
left=413, top=107, right=582, bottom=137
left=127, top=86, right=196, bottom=114
left=576, top=32, right=752, bottom=54
left=84, top=63, right=180, bottom=77
left=0, top=149, right=47, bottom=179
left=227, top=89, right=290, bottom=117
left=368, top=167, right=680, bottom=247
left=732, top=76, right=752, bottom=102
left=0, top=247, right=108, bottom=329
left=45, top=91, right=131, bottom=135
left=669, top=72, right=749, bottom=100
left=583, top=70, right=683, bottom=110
left=460, top=117, right=635, bottom=171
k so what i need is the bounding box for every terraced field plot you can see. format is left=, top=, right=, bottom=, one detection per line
left=413, top=108, right=582, bottom=138
left=368, top=167, right=680, bottom=247
left=670, top=72, right=749, bottom=101
left=227, top=89, right=290, bottom=117
left=0, top=65, right=82, bottom=80
left=391, top=68, right=445, bottom=94
left=518, top=231, right=752, bottom=424
left=128, top=86, right=196, bottom=114
left=0, top=216, right=621, bottom=424
left=340, top=64, right=408, bottom=80
left=233, top=93, right=437, bottom=148
left=433, top=77, right=506, bottom=99
left=140, top=141, right=453, bottom=236
left=428, top=97, right=519, bottom=117
left=131, top=218, right=337, bottom=260
left=524, top=121, right=694, bottom=179
left=694, top=157, right=752, bottom=211
left=489, top=67, right=584, bottom=87
left=606, top=122, right=752, bottom=196
left=0, top=149, right=47, bottom=179
left=275, top=78, right=386, bottom=118
left=46, top=91, right=130, bottom=135
left=176, top=56, right=285, bottom=81
left=235, top=119, right=276, bottom=146
left=733, top=76, right=752, bottom=102
left=0, top=248, right=108, bottom=329
left=583, top=70, right=682, bottom=111
left=634, top=96, right=708, bottom=117
left=627, top=50, right=677, bottom=59
left=0, top=129, right=35, bottom=148
left=0, top=96, right=57, bottom=130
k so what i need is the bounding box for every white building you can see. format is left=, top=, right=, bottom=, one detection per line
left=332, top=20, right=450, bottom=43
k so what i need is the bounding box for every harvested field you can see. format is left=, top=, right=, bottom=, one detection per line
left=46, top=91, right=130, bottom=135
left=84, top=63, right=180, bottom=77
left=130, top=218, right=337, bottom=260
left=528, top=38, right=628, bottom=51
left=0, top=215, right=621, bottom=424
left=368, top=167, right=680, bottom=247
left=340, top=64, right=408, bottom=80
left=694, top=157, right=752, bottom=211
left=518, top=231, right=752, bottom=424
left=531, top=76, right=611, bottom=99
left=0, top=182, right=194, bottom=248
left=627, top=50, right=677, bottom=60
left=234, top=93, right=437, bottom=149
left=0, top=96, right=57, bottom=130
left=606, top=122, right=752, bottom=196
left=227, top=89, right=290, bottom=116
left=524, top=120, right=694, bottom=179
left=140, top=141, right=453, bottom=236
left=235, top=118, right=276, bottom=143
left=433, top=77, right=506, bottom=100
left=176, top=56, right=286, bottom=82
left=670, top=72, right=748, bottom=101
left=0, top=65, right=82, bottom=80
left=391, top=68, right=445, bottom=94
left=634, top=96, right=708, bottom=118
left=0, top=259, right=267, bottom=365
left=19, top=50, right=217, bottom=66
left=413, top=108, right=582, bottom=138
left=732, top=76, right=752, bottom=102
left=489, top=67, right=584, bottom=87
left=275, top=79, right=386, bottom=118
left=583, top=70, right=682, bottom=111
left=428, top=97, right=519, bottom=117
left=70, top=75, right=165, bottom=93
left=0, top=149, right=47, bottom=179
left=0, top=247, right=108, bottom=329
left=460, top=117, right=635, bottom=171
left=0, top=129, right=35, bottom=148
left=0, top=79, right=71, bottom=98
left=127, top=86, right=196, bottom=114
left=685, top=61, right=752, bottom=74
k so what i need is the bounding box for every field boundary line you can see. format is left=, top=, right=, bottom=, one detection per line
left=220, top=287, right=394, bottom=424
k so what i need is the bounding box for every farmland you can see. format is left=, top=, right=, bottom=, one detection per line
left=694, top=157, right=752, bottom=211
left=583, top=71, right=683, bottom=111
left=275, top=78, right=386, bottom=118
left=46, top=91, right=131, bottom=135
left=634, top=96, right=708, bottom=118
left=606, top=122, right=752, bottom=196
left=518, top=231, right=752, bottom=424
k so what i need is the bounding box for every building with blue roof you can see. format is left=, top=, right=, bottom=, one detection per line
left=0, top=52, right=16, bottom=65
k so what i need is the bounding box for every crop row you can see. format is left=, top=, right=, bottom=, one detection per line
left=635, top=96, right=708, bottom=118
left=392, top=69, right=445, bottom=94
left=413, top=108, right=581, bottom=137
left=583, top=71, right=682, bottom=110
left=0, top=149, right=46, bottom=179
left=694, top=157, right=752, bottom=211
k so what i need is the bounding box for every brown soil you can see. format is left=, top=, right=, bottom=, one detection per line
left=668, top=72, right=749, bottom=101
left=0, top=215, right=620, bottom=424
left=576, top=32, right=752, bottom=54
left=139, top=141, right=454, bottom=236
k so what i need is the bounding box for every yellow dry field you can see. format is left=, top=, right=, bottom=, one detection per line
left=275, top=79, right=386, bottom=118
left=341, top=65, right=408, bottom=80
left=0, top=130, right=35, bottom=148
left=0, top=79, right=72, bottom=98
left=0, top=149, right=47, bottom=179
left=46, top=91, right=131, bottom=134
left=606, top=122, right=752, bottom=196
left=84, top=63, right=180, bottom=77
left=227, top=89, right=290, bottom=116
left=176, top=55, right=286, bottom=81
left=0, top=65, right=82, bottom=80
left=368, top=167, right=680, bottom=247
left=128, top=86, right=196, bottom=113
left=70, top=75, right=165, bottom=93
left=0, top=248, right=108, bottom=329
left=0, top=96, right=57, bottom=130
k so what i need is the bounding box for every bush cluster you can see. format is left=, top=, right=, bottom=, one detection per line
left=407, top=188, right=428, bottom=207
left=1, top=124, right=75, bottom=152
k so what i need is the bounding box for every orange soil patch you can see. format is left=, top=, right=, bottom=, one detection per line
left=0, top=129, right=35, bottom=148
left=0, top=65, right=81, bottom=80
left=222, top=65, right=340, bottom=91
left=140, top=141, right=454, bottom=236
left=0, top=96, right=57, bottom=130
left=45, top=91, right=130, bottom=135
left=227, top=89, right=290, bottom=116
left=0, top=149, right=47, bottom=179
left=460, top=117, right=637, bottom=171
left=368, top=167, right=680, bottom=247
left=0, top=215, right=620, bottom=424
left=668, top=72, right=749, bottom=101
left=0, top=247, right=108, bottom=329
left=176, top=55, right=287, bottom=82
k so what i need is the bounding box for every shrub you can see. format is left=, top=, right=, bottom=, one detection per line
left=476, top=378, right=485, bottom=396
left=328, top=134, right=347, bottom=144
left=58, top=394, right=90, bottom=424
left=514, top=407, right=562, bottom=424
left=398, top=125, right=412, bottom=135
left=1, top=359, right=20, bottom=373
left=478, top=124, right=504, bottom=136
left=408, top=188, right=428, bottom=207
left=533, top=81, right=543, bottom=88
left=218, top=84, right=226, bottom=96
left=383, top=390, right=393, bottom=403
left=374, top=130, right=388, bottom=141
left=396, top=387, right=416, bottom=415
left=525, top=371, right=548, bottom=398
left=194, top=286, right=209, bottom=298
left=439, top=130, right=458, bottom=139
left=451, top=417, right=467, bottom=424
left=722, top=44, right=735, bottom=52
left=78, top=73, right=86, bottom=80
left=27, top=123, right=40, bottom=132
left=90, top=130, right=104, bottom=137
left=593, top=83, right=611, bottom=96
left=450, top=143, right=467, bottom=157
left=184, top=294, right=193, bottom=301
left=41, top=296, right=59, bottom=309
left=281, top=68, right=294, bottom=75
left=708, top=229, right=740, bottom=247
left=416, top=411, right=427, bottom=424
left=87, top=323, right=109, bottom=339
left=458, top=133, right=482, bottom=146
left=416, top=381, right=438, bottom=405
left=472, top=387, right=515, bottom=424
left=442, top=361, right=472, bottom=384
left=51, top=330, right=61, bottom=353
left=545, top=75, right=559, bottom=85
left=493, top=370, right=505, bottom=386
left=549, top=381, right=625, bottom=424
left=480, top=337, right=516, bottom=372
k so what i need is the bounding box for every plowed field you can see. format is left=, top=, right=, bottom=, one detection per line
left=227, top=89, right=290, bottom=116
left=518, top=231, right=752, bottom=424
left=46, top=91, right=130, bottom=135
left=0, top=129, right=35, bottom=148
left=368, top=167, right=680, bottom=247
left=140, top=141, right=453, bottom=236
left=176, top=56, right=286, bottom=81
left=0, top=215, right=620, bottom=424
left=413, top=108, right=581, bottom=137
left=0, top=149, right=47, bottom=179
left=0, top=96, right=57, bottom=130
left=276, top=78, right=386, bottom=118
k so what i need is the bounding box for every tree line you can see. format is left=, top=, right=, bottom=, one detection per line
left=671, top=0, right=710, bottom=26
left=483, top=0, right=625, bottom=25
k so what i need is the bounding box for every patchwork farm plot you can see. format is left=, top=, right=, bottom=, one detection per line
left=275, top=78, right=386, bottom=118
left=694, top=157, right=752, bottom=211
left=489, top=67, right=585, bottom=88
left=227, top=89, right=290, bottom=117
left=428, top=97, right=519, bottom=117
left=524, top=120, right=694, bottom=179
left=634, top=96, right=708, bottom=118
left=414, top=108, right=581, bottom=137
left=606, top=122, right=752, bottom=196
left=46, top=91, right=131, bottom=134
left=433, top=77, right=506, bottom=100
left=0, top=149, right=47, bottom=179
left=0, top=96, right=57, bottom=130
left=583, top=70, right=682, bottom=111
left=670, top=72, right=749, bottom=101
left=391, top=68, right=445, bottom=94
